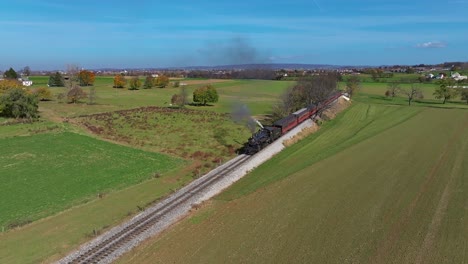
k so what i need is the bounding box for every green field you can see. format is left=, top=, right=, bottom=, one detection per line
left=28, top=77, right=294, bottom=117
left=77, top=107, right=250, bottom=161
left=1, top=76, right=467, bottom=263
left=0, top=132, right=183, bottom=229
left=118, top=103, right=468, bottom=264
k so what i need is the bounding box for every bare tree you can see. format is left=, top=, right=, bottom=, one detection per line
left=271, top=74, right=339, bottom=120
left=88, top=86, right=97, bottom=105
left=22, top=66, right=31, bottom=77
left=401, top=84, right=423, bottom=106
left=386, top=82, right=400, bottom=98
left=65, top=64, right=80, bottom=89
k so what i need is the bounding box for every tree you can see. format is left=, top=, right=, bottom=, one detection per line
left=48, top=72, right=65, bottom=87
left=65, top=64, right=80, bottom=88
left=0, top=88, right=39, bottom=119
left=434, top=79, right=458, bottom=104
left=294, top=74, right=338, bottom=106
left=67, top=84, right=87, bottom=103
left=154, top=75, right=170, bottom=88
left=345, top=75, right=360, bottom=97
left=78, top=70, right=95, bottom=86
left=171, top=86, right=189, bottom=107
left=4, top=67, right=18, bottom=79
left=0, top=79, right=22, bottom=94
left=128, top=76, right=141, bottom=90
left=88, top=86, right=97, bottom=105
left=113, top=75, right=126, bottom=88
left=33, top=87, right=52, bottom=101
left=401, top=84, right=423, bottom=106
left=193, top=85, right=219, bottom=105
left=143, top=76, right=153, bottom=89
left=460, top=89, right=468, bottom=104
left=22, top=66, right=31, bottom=76
left=386, top=82, right=400, bottom=98
left=171, top=94, right=183, bottom=106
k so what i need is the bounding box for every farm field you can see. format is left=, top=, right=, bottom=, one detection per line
left=0, top=132, right=183, bottom=230
left=28, top=76, right=294, bottom=117
left=76, top=107, right=251, bottom=164
left=118, top=104, right=468, bottom=264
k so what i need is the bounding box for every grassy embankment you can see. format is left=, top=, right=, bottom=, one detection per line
left=118, top=102, right=468, bottom=264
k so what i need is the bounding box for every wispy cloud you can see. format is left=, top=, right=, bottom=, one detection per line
left=416, top=41, right=447, bottom=48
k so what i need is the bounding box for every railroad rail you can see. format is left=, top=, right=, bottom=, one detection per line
left=59, top=154, right=251, bottom=264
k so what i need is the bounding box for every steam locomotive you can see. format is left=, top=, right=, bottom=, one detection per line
left=243, top=92, right=343, bottom=155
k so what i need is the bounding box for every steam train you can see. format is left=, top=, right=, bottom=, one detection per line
left=243, top=92, right=343, bottom=155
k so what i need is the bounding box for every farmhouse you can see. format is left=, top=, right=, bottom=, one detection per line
left=451, top=72, right=468, bottom=81
left=18, top=77, right=33, bottom=86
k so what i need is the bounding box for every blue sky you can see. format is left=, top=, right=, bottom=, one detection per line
left=1, top=0, right=467, bottom=70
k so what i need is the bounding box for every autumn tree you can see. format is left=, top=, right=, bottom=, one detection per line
left=154, top=75, right=169, bottom=88
left=143, top=76, right=153, bottom=89
left=129, top=76, right=141, bottom=90
left=0, top=88, right=39, bottom=119
left=193, top=85, right=218, bottom=105
left=401, top=84, right=423, bottom=106
left=48, top=72, right=65, bottom=87
left=0, top=79, right=22, bottom=94
left=78, top=70, right=95, bottom=86
left=434, top=79, right=458, bottom=104
left=113, top=75, right=126, bottom=88
left=67, top=84, right=87, bottom=103
left=33, top=87, right=52, bottom=101
left=3, top=67, right=18, bottom=79
left=345, top=75, right=360, bottom=97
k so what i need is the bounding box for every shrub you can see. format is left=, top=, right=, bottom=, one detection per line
left=193, top=85, right=219, bottom=105
left=0, top=88, right=39, bottom=119
left=0, top=79, right=22, bottom=94
left=113, top=75, right=126, bottom=88
left=33, top=87, right=53, bottom=101
left=129, top=76, right=141, bottom=90
left=67, top=85, right=87, bottom=103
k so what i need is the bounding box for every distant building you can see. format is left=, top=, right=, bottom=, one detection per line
left=451, top=72, right=468, bottom=81
left=18, top=77, right=33, bottom=86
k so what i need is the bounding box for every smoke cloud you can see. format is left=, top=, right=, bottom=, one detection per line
left=231, top=102, right=258, bottom=133
left=198, top=37, right=272, bottom=65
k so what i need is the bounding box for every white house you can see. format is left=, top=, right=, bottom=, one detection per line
left=18, top=78, right=33, bottom=86
left=451, top=72, right=468, bottom=81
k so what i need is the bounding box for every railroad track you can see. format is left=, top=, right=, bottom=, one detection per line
left=61, top=154, right=251, bottom=264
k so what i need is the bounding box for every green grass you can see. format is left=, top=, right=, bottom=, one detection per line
left=117, top=104, right=468, bottom=264
left=0, top=132, right=183, bottom=230
left=76, top=107, right=251, bottom=165
left=28, top=77, right=292, bottom=118
left=219, top=103, right=422, bottom=200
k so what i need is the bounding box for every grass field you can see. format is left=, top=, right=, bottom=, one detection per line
left=117, top=103, right=468, bottom=264
left=28, top=77, right=294, bottom=118
left=2, top=76, right=467, bottom=263
left=76, top=107, right=251, bottom=166
left=0, top=132, right=183, bottom=230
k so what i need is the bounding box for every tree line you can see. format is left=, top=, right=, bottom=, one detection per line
left=385, top=79, right=468, bottom=105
